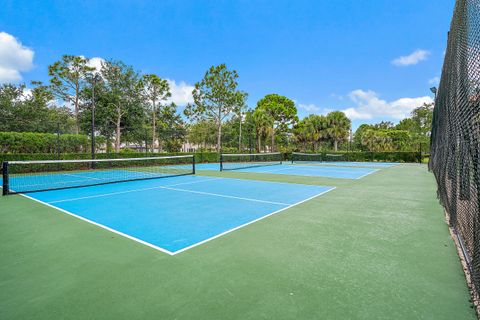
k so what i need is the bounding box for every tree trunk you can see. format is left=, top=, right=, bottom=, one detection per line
left=271, top=128, right=275, bottom=152
left=74, top=84, right=80, bottom=134
left=257, top=131, right=261, bottom=152
left=217, top=122, right=222, bottom=152
left=334, top=140, right=338, bottom=152
left=115, top=112, right=121, bottom=153
left=152, top=101, right=156, bottom=153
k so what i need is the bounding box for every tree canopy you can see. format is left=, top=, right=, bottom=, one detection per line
left=184, top=64, right=247, bottom=151
left=0, top=54, right=435, bottom=155
left=256, top=94, right=298, bottom=151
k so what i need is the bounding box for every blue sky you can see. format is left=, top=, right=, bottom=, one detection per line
left=0, top=0, right=453, bottom=130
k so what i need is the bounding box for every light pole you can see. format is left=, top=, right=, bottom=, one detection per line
left=348, top=128, right=352, bottom=152
left=238, top=111, right=243, bottom=152
left=91, top=74, right=101, bottom=159
left=430, top=87, right=437, bottom=101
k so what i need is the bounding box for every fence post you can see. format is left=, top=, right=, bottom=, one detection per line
left=192, top=155, right=196, bottom=174
left=56, top=122, right=61, bottom=160
left=2, top=162, right=9, bottom=196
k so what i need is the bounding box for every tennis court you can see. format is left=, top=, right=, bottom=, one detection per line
left=19, top=174, right=334, bottom=254
left=197, top=163, right=378, bottom=179
left=1, top=163, right=475, bottom=320
left=296, top=161, right=398, bottom=168
left=235, top=164, right=378, bottom=179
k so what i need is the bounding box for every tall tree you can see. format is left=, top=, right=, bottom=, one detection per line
left=184, top=64, right=247, bottom=152
left=256, top=94, right=297, bottom=151
left=293, top=120, right=308, bottom=151
left=100, top=60, right=144, bottom=152
left=373, top=121, right=395, bottom=130
left=187, top=120, right=217, bottom=150
left=410, top=103, right=434, bottom=137
left=304, top=114, right=328, bottom=152
left=0, top=82, right=75, bottom=133
left=157, top=102, right=186, bottom=152
left=48, top=55, right=95, bottom=134
left=326, top=111, right=351, bottom=151
left=361, top=129, right=394, bottom=152
left=139, top=74, right=171, bottom=152
left=252, top=108, right=273, bottom=152
left=353, top=124, right=374, bottom=150
left=243, top=110, right=257, bottom=152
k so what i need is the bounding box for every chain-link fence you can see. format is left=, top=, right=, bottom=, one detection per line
left=429, top=0, right=480, bottom=301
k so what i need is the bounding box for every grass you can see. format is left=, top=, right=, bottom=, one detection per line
left=0, top=164, right=475, bottom=319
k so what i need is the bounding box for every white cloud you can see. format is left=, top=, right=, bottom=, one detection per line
left=392, top=49, right=430, bottom=66
left=166, top=79, right=194, bottom=105
left=87, top=57, right=104, bottom=73
left=343, top=89, right=433, bottom=120
left=428, top=76, right=440, bottom=86
left=0, top=32, right=34, bottom=83
left=298, top=103, right=321, bottom=113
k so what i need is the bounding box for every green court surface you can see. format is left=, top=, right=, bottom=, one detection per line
left=0, top=164, right=475, bottom=319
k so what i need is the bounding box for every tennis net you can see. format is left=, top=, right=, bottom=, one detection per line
left=291, top=152, right=322, bottom=163
left=220, top=152, right=283, bottom=171
left=292, top=152, right=346, bottom=163
left=324, top=153, right=346, bottom=162
left=2, top=155, right=195, bottom=195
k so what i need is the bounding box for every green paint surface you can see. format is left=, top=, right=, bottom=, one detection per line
left=0, top=164, right=475, bottom=319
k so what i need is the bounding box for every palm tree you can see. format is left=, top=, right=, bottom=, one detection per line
left=304, top=114, right=328, bottom=152
left=326, top=111, right=351, bottom=152
left=361, top=129, right=393, bottom=152
left=253, top=109, right=273, bottom=152
left=293, top=120, right=308, bottom=151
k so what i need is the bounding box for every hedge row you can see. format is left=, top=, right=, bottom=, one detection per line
left=342, top=151, right=422, bottom=163
left=0, top=152, right=220, bottom=164
left=0, top=132, right=91, bottom=153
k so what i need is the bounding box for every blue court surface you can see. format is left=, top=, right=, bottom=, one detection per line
left=23, top=175, right=334, bottom=254
left=295, top=161, right=399, bottom=168
left=196, top=163, right=378, bottom=179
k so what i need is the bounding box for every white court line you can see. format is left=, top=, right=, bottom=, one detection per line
left=19, top=193, right=176, bottom=256
left=48, top=177, right=224, bottom=204
left=50, top=183, right=290, bottom=206
left=253, top=166, right=300, bottom=173
left=355, top=169, right=380, bottom=180
left=294, top=162, right=397, bottom=168
left=252, top=164, right=377, bottom=179
left=159, top=186, right=291, bottom=206
left=283, top=164, right=377, bottom=172
left=15, top=182, right=336, bottom=256
left=172, top=186, right=336, bottom=254
left=253, top=164, right=368, bottom=173
left=166, top=177, right=222, bottom=187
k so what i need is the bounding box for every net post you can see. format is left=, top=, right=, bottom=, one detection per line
left=2, top=162, right=9, bottom=196
left=220, top=154, right=223, bottom=171
left=192, top=155, right=196, bottom=174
